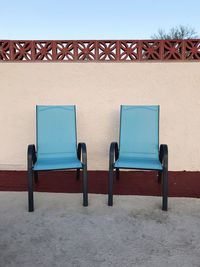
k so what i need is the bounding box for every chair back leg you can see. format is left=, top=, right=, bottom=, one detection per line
left=157, top=171, right=162, bottom=184
left=34, top=171, right=39, bottom=184
left=116, top=168, right=120, bottom=180
left=76, top=169, right=80, bottom=180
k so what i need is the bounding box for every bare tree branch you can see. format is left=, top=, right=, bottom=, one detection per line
left=151, top=25, right=198, bottom=39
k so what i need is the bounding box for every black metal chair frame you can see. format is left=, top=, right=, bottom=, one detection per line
left=27, top=142, right=88, bottom=212
left=108, top=142, right=168, bottom=211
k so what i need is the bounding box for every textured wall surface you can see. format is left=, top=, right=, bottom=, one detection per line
left=0, top=62, right=200, bottom=170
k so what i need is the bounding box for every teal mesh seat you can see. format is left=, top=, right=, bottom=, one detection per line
left=114, top=157, right=162, bottom=170
left=115, top=106, right=162, bottom=170
left=33, top=105, right=82, bottom=171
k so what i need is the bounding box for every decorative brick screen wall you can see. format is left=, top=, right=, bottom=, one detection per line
left=0, top=39, right=200, bottom=62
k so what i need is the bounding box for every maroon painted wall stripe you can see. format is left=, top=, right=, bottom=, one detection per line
left=0, top=171, right=200, bottom=197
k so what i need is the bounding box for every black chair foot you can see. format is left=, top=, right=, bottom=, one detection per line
left=28, top=206, right=34, bottom=212
left=108, top=196, right=113, bottom=206
left=83, top=199, right=88, bottom=207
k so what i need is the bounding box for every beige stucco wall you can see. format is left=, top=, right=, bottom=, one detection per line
left=0, top=62, right=200, bottom=171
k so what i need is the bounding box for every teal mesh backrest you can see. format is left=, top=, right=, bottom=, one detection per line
left=119, top=105, right=159, bottom=159
left=36, top=105, right=77, bottom=159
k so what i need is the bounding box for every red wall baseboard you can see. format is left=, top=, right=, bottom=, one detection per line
left=0, top=170, right=199, bottom=197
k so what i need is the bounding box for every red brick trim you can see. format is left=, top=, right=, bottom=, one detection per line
left=1, top=39, right=200, bottom=62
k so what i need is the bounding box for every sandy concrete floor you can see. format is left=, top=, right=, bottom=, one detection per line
left=0, top=192, right=200, bottom=267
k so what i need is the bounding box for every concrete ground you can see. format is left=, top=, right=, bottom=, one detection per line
left=0, top=192, right=200, bottom=267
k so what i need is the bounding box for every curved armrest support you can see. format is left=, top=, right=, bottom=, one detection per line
left=77, top=143, right=87, bottom=167
left=109, top=142, right=119, bottom=169
left=27, top=144, right=37, bottom=170
left=159, top=144, right=168, bottom=169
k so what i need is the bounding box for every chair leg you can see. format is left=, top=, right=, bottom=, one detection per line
left=162, top=167, right=168, bottom=211
left=83, top=166, right=88, bottom=206
left=116, top=168, right=120, bottom=180
left=34, top=171, right=39, bottom=184
left=157, top=171, right=162, bottom=184
left=28, top=168, right=34, bottom=212
left=108, top=167, right=114, bottom=206
left=76, top=169, right=80, bottom=180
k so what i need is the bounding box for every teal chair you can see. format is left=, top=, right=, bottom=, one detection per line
left=108, top=105, right=168, bottom=210
left=27, top=105, right=88, bottom=212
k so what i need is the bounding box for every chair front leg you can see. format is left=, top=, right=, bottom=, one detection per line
left=162, top=164, right=168, bottom=211
left=27, top=144, right=36, bottom=212
left=160, top=144, right=168, bottom=211
left=83, top=164, right=88, bottom=207
left=108, top=142, right=118, bottom=206
left=28, top=168, right=34, bottom=212
left=108, top=163, right=114, bottom=206
left=78, top=143, right=88, bottom=206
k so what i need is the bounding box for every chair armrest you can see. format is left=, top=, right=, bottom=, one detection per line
left=159, top=144, right=168, bottom=169
left=77, top=143, right=87, bottom=166
left=27, top=144, right=37, bottom=170
left=109, top=142, right=119, bottom=168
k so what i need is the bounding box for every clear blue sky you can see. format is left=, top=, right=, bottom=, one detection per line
left=1, top=0, right=200, bottom=40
